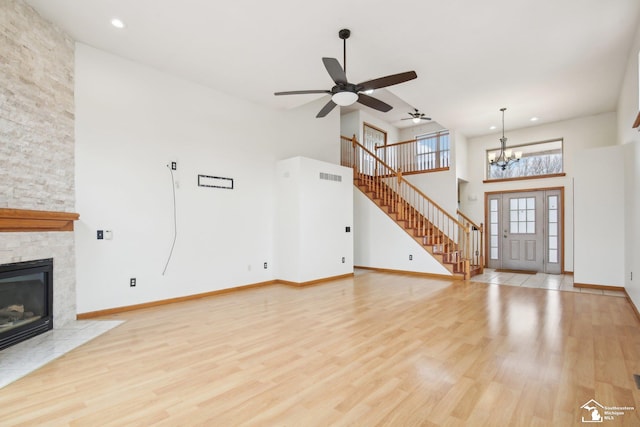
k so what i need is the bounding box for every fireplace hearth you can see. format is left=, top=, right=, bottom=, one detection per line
left=0, top=258, right=53, bottom=351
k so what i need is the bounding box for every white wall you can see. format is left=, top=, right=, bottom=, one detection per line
left=398, top=122, right=447, bottom=141
left=74, top=43, right=339, bottom=313
left=574, top=145, right=625, bottom=287
left=340, top=109, right=401, bottom=144
left=617, top=24, right=640, bottom=306
left=353, top=189, right=452, bottom=276
left=454, top=130, right=469, bottom=183
left=617, top=25, right=640, bottom=146
left=340, top=110, right=360, bottom=139
left=404, top=170, right=458, bottom=218
left=624, top=142, right=640, bottom=302
left=461, top=112, right=617, bottom=273
left=275, top=157, right=353, bottom=283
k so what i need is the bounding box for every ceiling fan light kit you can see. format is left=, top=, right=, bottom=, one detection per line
left=332, top=91, right=358, bottom=106
left=402, top=108, right=431, bottom=124
left=274, top=29, right=417, bottom=118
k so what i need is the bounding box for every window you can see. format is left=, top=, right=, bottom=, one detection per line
left=509, top=197, right=535, bottom=234
left=548, top=195, right=559, bottom=263
left=416, top=130, right=450, bottom=170
left=489, top=199, right=499, bottom=260
left=486, top=139, right=563, bottom=180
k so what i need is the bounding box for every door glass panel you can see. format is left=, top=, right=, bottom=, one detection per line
left=490, top=198, right=499, bottom=260
left=509, top=197, right=535, bottom=234
left=548, top=195, right=559, bottom=264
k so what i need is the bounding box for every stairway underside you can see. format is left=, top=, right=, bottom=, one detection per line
left=355, top=178, right=482, bottom=279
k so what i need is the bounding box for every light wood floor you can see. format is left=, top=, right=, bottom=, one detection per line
left=1, top=270, right=640, bottom=426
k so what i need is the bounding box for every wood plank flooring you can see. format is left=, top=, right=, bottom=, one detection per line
left=1, top=270, right=640, bottom=426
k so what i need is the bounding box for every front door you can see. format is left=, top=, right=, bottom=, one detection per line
left=486, top=189, right=563, bottom=274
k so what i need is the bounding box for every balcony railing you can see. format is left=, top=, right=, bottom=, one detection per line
left=375, top=131, right=450, bottom=175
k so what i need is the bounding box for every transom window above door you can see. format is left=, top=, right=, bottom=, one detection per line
left=486, top=138, right=564, bottom=181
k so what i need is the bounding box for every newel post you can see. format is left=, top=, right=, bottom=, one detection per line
left=480, top=222, right=485, bottom=273
left=351, top=134, right=358, bottom=176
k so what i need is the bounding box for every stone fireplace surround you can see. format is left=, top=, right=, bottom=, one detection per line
left=0, top=208, right=79, bottom=328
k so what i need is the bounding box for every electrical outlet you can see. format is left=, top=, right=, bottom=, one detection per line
left=171, top=161, right=177, bottom=170
left=130, top=278, right=136, bottom=287
left=342, top=257, right=345, bottom=263
left=97, top=230, right=104, bottom=240
left=409, top=254, right=413, bottom=261
left=263, top=262, right=268, bottom=269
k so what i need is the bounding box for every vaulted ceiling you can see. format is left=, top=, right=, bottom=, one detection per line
left=26, top=0, right=640, bottom=137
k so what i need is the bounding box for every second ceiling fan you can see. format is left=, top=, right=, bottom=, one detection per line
left=274, top=29, right=417, bottom=118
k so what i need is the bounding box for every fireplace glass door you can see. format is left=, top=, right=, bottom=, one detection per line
left=0, top=259, right=53, bottom=350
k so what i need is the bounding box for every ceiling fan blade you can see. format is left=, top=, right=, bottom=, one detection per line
left=357, top=93, right=392, bottom=112
left=358, top=71, right=417, bottom=91
left=316, top=100, right=337, bottom=118
left=274, top=90, right=330, bottom=96
left=322, top=58, right=347, bottom=85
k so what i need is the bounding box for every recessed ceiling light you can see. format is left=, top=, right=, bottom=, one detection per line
left=530, top=116, right=539, bottom=122
left=489, top=125, right=497, bottom=130
left=110, top=18, right=125, bottom=29
left=363, top=89, right=374, bottom=95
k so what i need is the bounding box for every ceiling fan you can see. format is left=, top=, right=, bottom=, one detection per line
left=274, top=29, right=417, bottom=118
left=402, top=109, right=432, bottom=124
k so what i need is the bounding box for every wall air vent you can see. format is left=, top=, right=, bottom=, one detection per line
left=319, top=172, right=342, bottom=182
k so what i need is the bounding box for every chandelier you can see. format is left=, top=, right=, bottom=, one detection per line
left=488, top=107, right=522, bottom=170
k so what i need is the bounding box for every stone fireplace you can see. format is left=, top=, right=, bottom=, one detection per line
left=1, top=1, right=78, bottom=333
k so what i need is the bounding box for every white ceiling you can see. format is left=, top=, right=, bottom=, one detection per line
left=26, top=0, right=640, bottom=137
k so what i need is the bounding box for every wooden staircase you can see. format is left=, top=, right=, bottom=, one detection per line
left=342, top=136, right=484, bottom=279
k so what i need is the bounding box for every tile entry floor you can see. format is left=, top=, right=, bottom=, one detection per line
left=470, top=268, right=627, bottom=297
left=0, top=319, right=123, bottom=388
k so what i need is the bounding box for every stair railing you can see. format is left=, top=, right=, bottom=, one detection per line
left=457, top=210, right=484, bottom=274
left=341, top=135, right=472, bottom=278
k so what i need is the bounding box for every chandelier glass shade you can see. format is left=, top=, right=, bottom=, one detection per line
left=488, top=108, right=522, bottom=170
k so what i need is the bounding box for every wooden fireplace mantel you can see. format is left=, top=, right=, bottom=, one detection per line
left=0, top=208, right=80, bottom=232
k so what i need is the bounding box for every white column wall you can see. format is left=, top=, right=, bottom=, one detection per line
left=574, top=145, right=625, bottom=287
left=276, top=157, right=353, bottom=283
left=617, top=23, right=640, bottom=307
